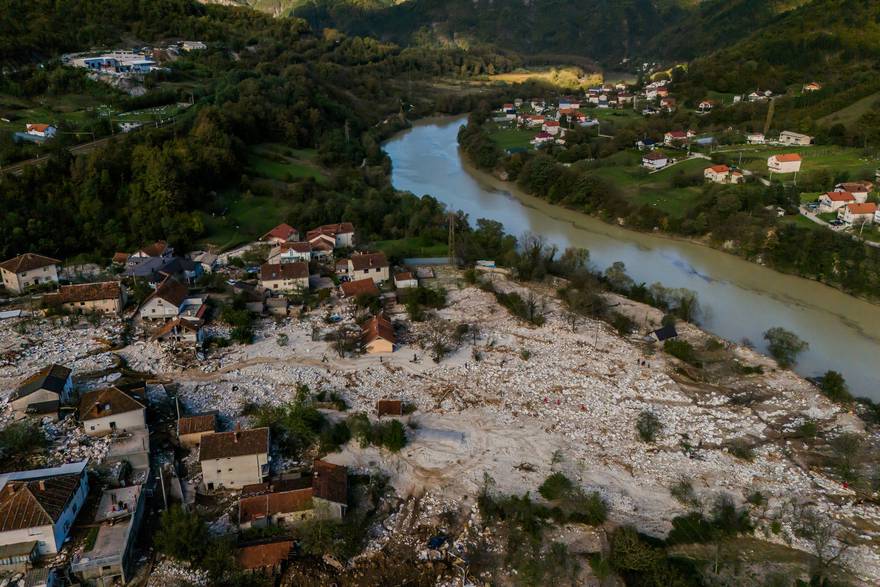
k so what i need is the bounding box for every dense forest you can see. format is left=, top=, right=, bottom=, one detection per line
left=0, top=0, right=532, bottom=260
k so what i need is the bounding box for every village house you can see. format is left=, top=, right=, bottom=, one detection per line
left=642, top=151, right=669, bottom=171
left=348, top=253, right=389, bottom=283
left=663, top=130, right=689, bottom=146
left=79, top=387, right=147, bottom=436
left=746, top=132, right=765, bottom=145
left=236, top=540, right=294, bottom=575
left=138, top=276, right=188, bottom=321
left=25, top=124, right=56, bottom=139
left=238, top=480, right=313, bottom=530
left=131, top=240, right=172, bottom=259
left=803, top=82, right=822, bottom=93
left=150, top=318, right=204, bottom=347
left=521, top=114, right=545, bottom=128
left=191, top=251, right=219, bottom=273
left=259, top=262, right=309, bottom=292
left=0, top=254, right=61, bottom=294
left=768, top=153, right=802, bottom=174
left=778, top=131, right=813, bottom=146
left=531, top=131, right=554, bottom=146
left=697, top=100, right=714, bottom=112
left=70, top=483, right=146, bottom=586
left=819, top=191, right=856, bottom=211
left=362, top=314, right=395, bottom=354
left=177, top=412, right=218, bottom=449
left=10, top=365, right=72, bottom=420
left=542, top=120, right=562, bottom=136
left=200, top=427, right=270, bottom=490
left=340, top=278, right=379, bottom=299
left=704, top=165, right=727, bottom=182
left=0, top=461, right=89, bottom=556
left=43, top=281, right=125, bottom=315
left=617, top=92, right=634, bottom=105
left=268, top=242, right=312, bottom=264
left=656, top=87, right=669, bottom=98
left=660, top=97, right=677, bottom=112
left=558, top=97, right=580, bottom=110
left=839, top=202, right=877, bottom=225
left=835, top=182, right=872, bottom=201
left=260, top=223, right=299, bottom=245
left=307, top=223, right=355, bottom=249
left=394, top=272, right=418, bottom=289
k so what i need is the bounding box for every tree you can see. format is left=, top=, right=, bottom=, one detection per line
left=154, top=506, right=208, bottom=562
left=794, top=506, right=850, bottom=582
left=763, top=327, right=808, bottom=368
left=819, top=371, right=852, bottom=403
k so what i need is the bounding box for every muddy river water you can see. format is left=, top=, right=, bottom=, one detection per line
left=385, top=115, right=880, bottom=400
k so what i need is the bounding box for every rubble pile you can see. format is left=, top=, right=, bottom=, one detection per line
left=147, top=559, right=208, bottom=587
left=43, top=416, right=111, bottom=466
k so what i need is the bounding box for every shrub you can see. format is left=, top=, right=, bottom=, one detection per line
left=609, top=311, right=636, bottom=335
left=763, top=327, right=808, bottom=368
left=818, top=370, right=853, bottom=403
left=636, top=410, right=663, bottom=443
left=669, top=477, right=699, bottom=508
left=728, top=439, right=754, bottom=461
left=539, top=472, right=574, bottom=500
left=663, top=339, right=700, bottom=366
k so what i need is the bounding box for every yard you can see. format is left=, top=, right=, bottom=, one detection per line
left=372, top=236, right=448, bottom=260
left=590, top=155, right=709, bottom=218
left=246, top=143, right=326, bottom=183
left=487, top=125, right=537, bottom=151
left=198, top=189, right=301, bottom=251
left=718, top=145, right=877, bottom=180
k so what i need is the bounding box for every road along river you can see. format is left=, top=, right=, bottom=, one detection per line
left=385, top=115, right=880, bottom=400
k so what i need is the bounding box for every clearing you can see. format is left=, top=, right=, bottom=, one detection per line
left=246, top=143, right=326, bottom=183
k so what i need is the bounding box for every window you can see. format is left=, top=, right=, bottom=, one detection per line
left=216, top=469, right=221, bottom=474
left=228, top=468, right=233, bottom=472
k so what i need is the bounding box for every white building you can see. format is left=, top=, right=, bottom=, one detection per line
left=200, top=428, right=270, bottom=491
left=838, top=202, right=877, bottom=225
left=767, top=154, right=802, bottom=174
left=0, top=253, right=60, bottom=294
left=347, top=253, right=389, bottom=283
left=79, top=387, right=147, bottom=436
left=642, top=151, right=669, bottom=171
left=778, top=131, right=812, bottom=146
left=0, top=461, right=89, bottom=556
left=138, top=276, right=188, bottom=321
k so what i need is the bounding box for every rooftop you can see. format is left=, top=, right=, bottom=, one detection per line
left=0, top=253, right=60, bottom=274
left=199, top=427, right=269, bottom=461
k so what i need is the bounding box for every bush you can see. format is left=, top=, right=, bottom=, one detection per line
left=0, top=422, right=47, bottom=465
left=609, top=311, right=636, bottom=335
left=663, top=339, right=700, bottom=366
left=818, top=370, right=853, bottom=403
left=728, top=439, right=754, bottom=461
left=344, top=413, right=407, bottom=452
left=763, top=327, right=808, bottom=368
left=636, top=410, right=663, bottom=443
left=669, top=477, right=699, bottom=508
left=538, top=472, right=574, bottom=500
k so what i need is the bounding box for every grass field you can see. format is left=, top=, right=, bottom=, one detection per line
left=781, top=214, right=824, bottom=230
left=818, top=91, right=880, bottom=128
left=246, top=144, right=325, bottom=183
left=488, top=68, right=603, bottom=89
left=718, top=145, right=877, bottom=180
left=590, top=155, right=709, bottom=217
left=487, top=126, right=537, bottom=150
left=198, top=189, right=300, bottom=251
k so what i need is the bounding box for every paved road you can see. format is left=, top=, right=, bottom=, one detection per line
left=798, top=205, right=880, bottom=249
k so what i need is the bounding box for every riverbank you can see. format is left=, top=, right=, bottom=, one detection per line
left=384, top=115, right=880, bottom=399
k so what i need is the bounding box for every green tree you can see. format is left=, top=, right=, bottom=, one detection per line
left=154, top=506, right=208, bottom=562
left=763, top=327, right=808, bottom=368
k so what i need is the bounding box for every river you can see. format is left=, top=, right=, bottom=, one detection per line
left=384, top=115, right=880, bottom=400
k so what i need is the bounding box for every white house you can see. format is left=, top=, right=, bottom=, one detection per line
left=746, top=133, right=765, bottom=145
left=10, top=364, right=72, bottom=419
left=393, top=272, right=418, bottom=289
left=642, top=151, right=669, bottom=171
left=834, top=182, right=871, bottom=202
left=268, top=242, right=312, bottom=264
left=663, top=130, right=689, bottom=146
left=138, top=276, right=188, bottom=321
left=347, top=253, right=389, bottom=283
left=767, top=153, right=802, bottom=174
left=531, top=131, right=554, bottom=146
left=0, top=461, right=89, bottom=556
left=819, top=191, right=855, bottom=211
left=839, top=202, right=877, bottom=225
left=306, top=223, right=354, bottom=249
left=259, top=262, right=309, bottom=292
left=778, top=131, right=812, bottom=146
left=200, top=427, right=270, bottom=491
left=0, top=253, right=61, bottom=294
left=79, top=387, right=147, bottom=436
left=542, top=120, right=562, bottom=136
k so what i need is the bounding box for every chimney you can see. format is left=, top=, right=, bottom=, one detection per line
left=38, top=480, right=45, bottom=491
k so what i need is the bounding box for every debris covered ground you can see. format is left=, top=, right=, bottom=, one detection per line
left=1, top=271, right=878, bottom=583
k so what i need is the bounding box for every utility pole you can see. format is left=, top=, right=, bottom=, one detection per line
left=448, top=213, right=455, bottom=266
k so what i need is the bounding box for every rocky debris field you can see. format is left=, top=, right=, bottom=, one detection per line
left=1, top=274, right=878, bottom=582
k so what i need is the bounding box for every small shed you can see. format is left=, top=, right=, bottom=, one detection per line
left=650, top=324, right=678, bottom=342
left=377, top=399, right=403, bottom=417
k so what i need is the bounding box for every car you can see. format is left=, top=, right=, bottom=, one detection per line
left=830, top=220, right=843, bottom=226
